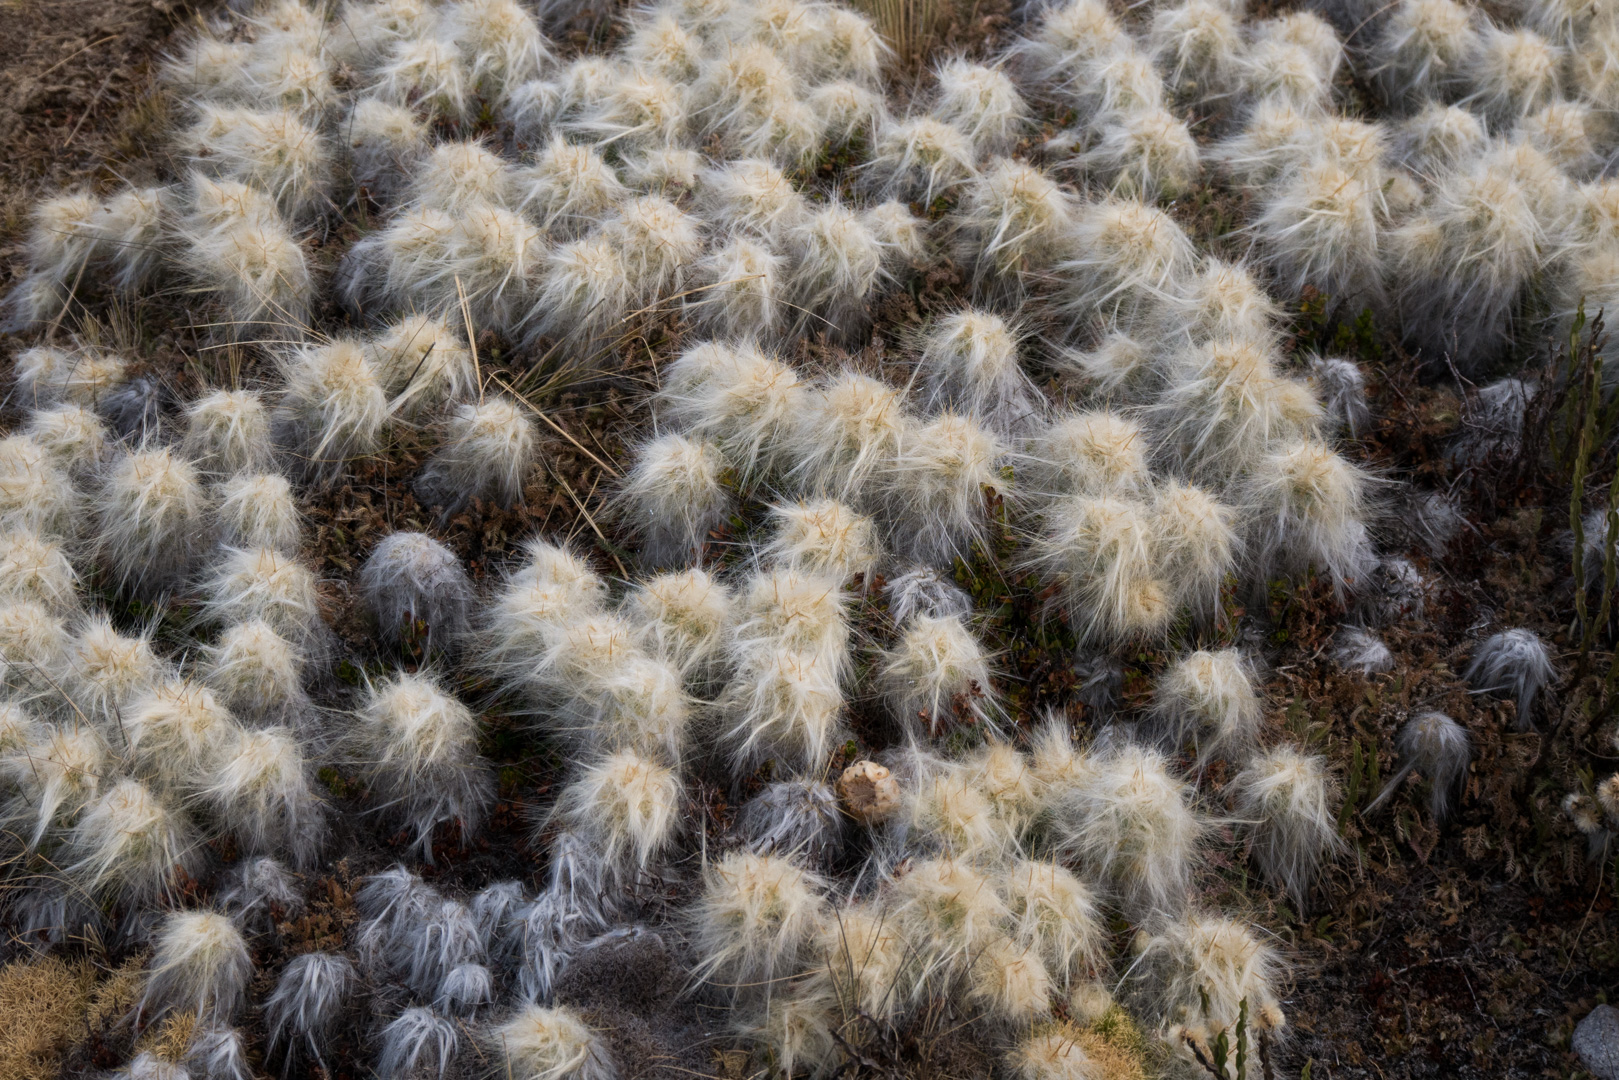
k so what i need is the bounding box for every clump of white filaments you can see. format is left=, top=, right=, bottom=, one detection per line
left=1151, top=649, right=1262, bottom=765
left=1229, top=746, right=1342, bottom=909
left=616, top=432, right=735, bottom=568
left=1047, top=742, right=1203, bottom=917
left=350, top=671, right=496, bottom=861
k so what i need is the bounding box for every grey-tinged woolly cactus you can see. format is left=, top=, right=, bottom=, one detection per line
left=1464, top=628, right=1555, bottom=730
left=359, top=531, right=475, bottom=652
left=1364, top=711, right=1473, bottom=821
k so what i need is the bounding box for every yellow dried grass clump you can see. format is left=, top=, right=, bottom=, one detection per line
left=1075, top=1006, right=1152, bottom=1080
left=0, top=957, right=99, bottom=1080
left=136, top=1010, right=198, bottom=1062
left=0, top=953, right=148, bottom=1080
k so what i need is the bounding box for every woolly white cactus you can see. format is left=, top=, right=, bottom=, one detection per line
left=899, top=760, right=1020, bottom=861
left=1373, top=0, right=1478, bottom=106
left=25, top=403, right=111, bottom=476
left=552, top=750, right=682, bottom=882
left=738, top=778, right=844, bottom=866
left=0, top=437, right=76, bottom=540
left=141, top=910, right=253, bottom=1026
left=1084, top=105, right=1200, bottom=201
left=182, top=390, right=274, bottom=478
left=690, top=850, right=828, bottom=1005
left=884, top=564, right=972, bottom=625
left=201, top=618, right=307, bottom=723
left=95, top=446, right=209, bottom=599
left=64, top=614, right=164, bottom=724
left=1151, top=479, right=1238, bottom=623
left=343, top=96, right=429, bottom=202
left=0, top=600, right=70, bottom=696
left=482, top=538, right=608, bottom=694
left=6, top=195, right=109, bottom=330
left=1, top=722, right=110, bottom=848
left=1002, top=858, right=1104, bottom=989
left=1048, top=742, right=1203, bottom=916
left=1391, top=102, right=1487, bottom=174
left=273, top=339, right=388, bottom=484
left=360, top=532, right=474, bottom=650
left=617, top=432, right=734, bottom=567
left=514, top=136, right=628, bottom=238
left=1465, top=628, right=1555, bottom=729
left=783, top=371, right=908, bottom=504
left=1036, top=718, right=1100, bottom=803
left=952, top=157, right=1073, bottom=296
left=180, top=177, right=313, bottom=339
left=786, top=202, right=887, bottom=341
left=1459, top=25, right=1563, bottom=129
left=201, top=546, right=323, bottom=647
left=529, top=233, right=630, bottom=346
left=1365, top=710, right=1472, bottom=820
left=663, top=341, right=806, bottom=482
left=1154, top=337, right=1320, bottom=482
left=1241, top=437, right=1373, bottom=597
left=372, top=34, right=473, bottom=119
left=377, top=1007, right=459, bottom=1080
left=623, top=145, right=703, bottom=194
left=1333, top=626, right=1394, bottom=674
left=554, top=647, right=692, bottom=762
left=490, top=1004, right=618, bottom=1080
left=351, top=670, right=495, bottom=859
left=1013, top=0, right=1128, bottom=93
left=1239, top=38, right=1332, bottom=112
left=1006, top=1028, right=1099, bottom=1080
left=1135, top=911, right=1286, bottom=1053
left=1230, top=745, right=1342, bottom=908
left=0, top=527, right=78, bottom=613
left=1057, top=199, right=1195, bottom=330
left=699, top=158, right=808, bottom=246
left=1309, top=356, right=1371, bottom=438
left=63, top=776, right=197, bottom=908
left=811, top=79, right=887, bottom=145
left=1028, top=495, right=1172, bottom=646
left=180, top=106, right=331, bottom=221
left=409, top=398, right=535, bottom=512
left=730, top=566, right=852, bottom=670
left=1023, top=410, right=1151, bottom=501
left=931, top=58, right=1028, bottom=156
left=213, top=472, right=302, bottom=553
left=623, top=568, right=734, bottom=677
left=1152, top=648, right=1262, bottom=764
left=868, top=116, right=977, bottom=206
left=1149, top=0, right=1242, bottom=95
left=203, top=724, right=326, bottom=866
left=1066, top=47, right=1166, bottom=125
left=760, top=498, right=882, bottom=581
left=363, top=313, right=477, bottom=417
left=602, top=195, right=702, bottom=305
left=450, top=202, right=547, bottom=332
left=891, top=856, right=1010, bottom=996
left=865, top=200, right=926, bottom=272
left=1061, top=334, right=1155, bottom=402
left=877, top=412, right=1006, bottom=568
left=125, top=678, right=241, bottom=792
left=1387, top=157, right=1552, bottom=372
left=689, top=238, right=787, bottom=340
left=917, top=309, right=1038, bottom=435
left=718, top=645, right=845, bottom=773
left=1253, top=159, right=1382, bottom=305
left=880, top=613, right=996, bottom=739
